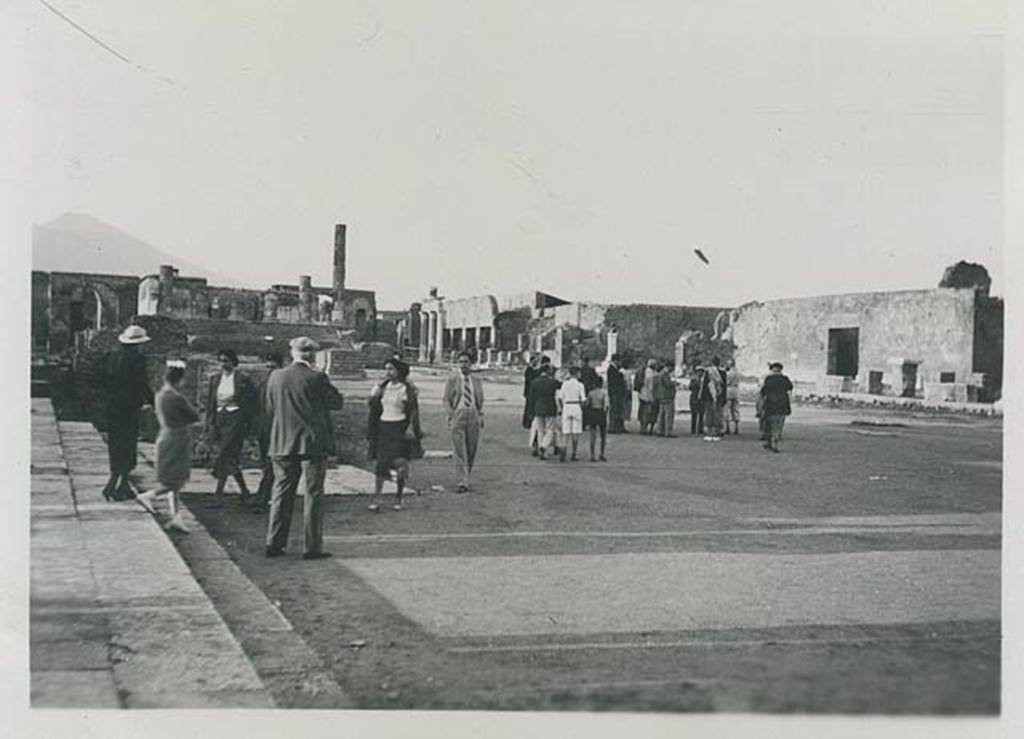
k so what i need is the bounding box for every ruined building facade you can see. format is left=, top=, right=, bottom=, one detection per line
left=32, top=224, right=377, bottom=355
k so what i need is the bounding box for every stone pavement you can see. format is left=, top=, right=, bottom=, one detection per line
left=30, top=400, right=272, bottom=708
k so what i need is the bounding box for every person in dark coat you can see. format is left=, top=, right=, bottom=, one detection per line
left=760, top=362, right=794, bottom=452
left=264, top=337, right=344, bottom=559
left=251, top=351, right=284, bottom=514
left=527, top=365, right=560, bottom=460
left=606, top=354, right=628, bottom=434
left=101, top=325, right=155, bottom=501
left=688, top=362, right=705, bottom=435
left=205, top=348, right=258, bottom=508
left=522, top=355, right=541, bottom=430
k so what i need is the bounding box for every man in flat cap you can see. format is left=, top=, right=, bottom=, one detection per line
left=264, top=336, right=344, bottom=559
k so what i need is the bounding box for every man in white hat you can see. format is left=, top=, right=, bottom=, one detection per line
left=264, top=336, right=344, bottom=560
left=101, top=325, right=154, bottom=500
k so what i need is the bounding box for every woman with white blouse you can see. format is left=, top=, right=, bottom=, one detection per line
left=366, top=358, right=422, bottom=512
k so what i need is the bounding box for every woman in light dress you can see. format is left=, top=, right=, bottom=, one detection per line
left=137, top=361, right=199, bottom=532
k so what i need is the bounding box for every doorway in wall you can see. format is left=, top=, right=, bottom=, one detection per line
left=901, top=362, right=919, bottom=398
left=827, top=327, right=859, bottom=377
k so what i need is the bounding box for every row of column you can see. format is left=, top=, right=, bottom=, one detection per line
left=418, top=311, right=442, bottom=363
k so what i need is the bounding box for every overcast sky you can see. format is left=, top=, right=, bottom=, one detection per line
left=30, top=1, right=1003, bottom=309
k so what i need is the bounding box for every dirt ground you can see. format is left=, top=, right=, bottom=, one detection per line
left=184, top=370, right=1001, bottom=714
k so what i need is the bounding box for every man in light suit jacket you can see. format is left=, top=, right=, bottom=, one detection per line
left=264, top=337, right=344, bottom=559
left=443, top=350, right=485, bottom=492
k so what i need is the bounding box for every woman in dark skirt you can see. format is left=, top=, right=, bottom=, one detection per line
left=205, top=348, right=258, bottom=507
left=367, top=358, right=423, bottom=512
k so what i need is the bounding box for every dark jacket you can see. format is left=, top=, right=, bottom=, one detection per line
left=606, top=363, right=627, bottom=399
left=528, top=375, right=560, bottom=418
left=581, top=366, right=600, bottom=394
left=523, top=365, right=540, bottom=399
left=367, top=378, right=423, bottom=455
left=265, top=362, right=345, bottom=457
left=206, top=370, right=259, bottom=430
left=103, top=347, right=154, bottom=415
left=760, top=374, right=794, bottom=416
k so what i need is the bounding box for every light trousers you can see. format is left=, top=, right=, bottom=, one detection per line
left=450, top=408, right=481, bottom=487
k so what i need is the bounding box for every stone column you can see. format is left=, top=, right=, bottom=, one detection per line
left=298, top=276, right=313, bottom=322
left=554, top=327, right=564, bottom=367
left=229, top=294, right=245, bottom=320
left=419, top=312, right=429, bottom=362
left=428, top=312, right=439, bottom=363
left=263, top=291, right=278, bottom=321
left=157, top=265, right=175, bottom=316
left=434, top=311, right=445, bottom=362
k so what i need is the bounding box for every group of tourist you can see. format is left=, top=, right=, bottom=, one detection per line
left=521, top=352, right=795, bottom=455
left=100, top=323, right=793, bottom=562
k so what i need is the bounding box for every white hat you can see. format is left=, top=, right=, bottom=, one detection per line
left=289, top=336, right=319, bottom=352
left=118, top=325, right=151, bottom=344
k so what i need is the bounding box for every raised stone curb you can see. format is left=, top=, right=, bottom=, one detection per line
left=30, top=400, right=273, bottom=709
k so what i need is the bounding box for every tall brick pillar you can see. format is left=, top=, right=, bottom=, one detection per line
left=158, top=265, right=175, bottom=316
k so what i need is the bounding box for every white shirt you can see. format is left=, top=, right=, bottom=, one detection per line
left=558, top=378, right=587, bottom=405
left=216, top=372, right=238, bottom=410
left=378, top=381, right=408, bottom=422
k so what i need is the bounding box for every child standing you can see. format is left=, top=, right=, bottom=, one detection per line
left=584, top=376, right=609, bottom=462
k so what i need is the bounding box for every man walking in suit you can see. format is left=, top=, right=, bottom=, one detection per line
left=444, top=350, right=485, bottom=492
left=264, top=337, right=344, bottom=560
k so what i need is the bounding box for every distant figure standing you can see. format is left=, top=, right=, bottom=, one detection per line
left=760, top=362, right=794, bottom=453
left=522, top=354, right=541, bottom=432
left=528, top=364, right=560, bottom=460
left=525, top=356, right=551, bottom=455
left=206, top=348, right=258, bottom=508
left=444, top=350, right=485, bottom=492
left=606, top=354, right=628, bottom=434
left=655, top=362, right=678, bottom=437
left=688, top=363, right=705, bottom=435
left=701, top=357, right=727, bottom=441
left=264, top=337, right=344, bottom=560
left=252, top=351, right=285, bottom=514
left=584, top=376, right=609, bottom=461
left=101, top=325, right=154, bottom=501
left=724, top=358, right=741, bottom=435
left=632, top=361, right=646, bottom=426
left=136, top=361, right=198, bottom=532
left=639, top=359, right=659, bottom=435
left=558, top=365, right=587, bottom=461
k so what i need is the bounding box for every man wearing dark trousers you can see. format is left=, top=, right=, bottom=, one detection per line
left=264, top=337, right=344, bottom=560
left=606, top=354, right=628, bottom=433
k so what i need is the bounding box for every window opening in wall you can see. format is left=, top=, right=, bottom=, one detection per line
left=827, top=327, right=859, bottom=377
left=868, top=371, right=884, bottom=395
left=940, top=371, right=956, bottom=383
left=355, top=309, right=367, bottom=331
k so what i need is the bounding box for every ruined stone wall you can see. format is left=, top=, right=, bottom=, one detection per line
left=182, top=318, right=341, bottom=357
left=551, top=303, right=608, bottom=331
left=31, top=272, right=50, bottom=352
left=731, top=288, right=977, bottom=391
left=41, top=271, right=141, bottom=353
left=972, top=296, right=1003, bottom=400
left=603, top=304, right=724, bottom=362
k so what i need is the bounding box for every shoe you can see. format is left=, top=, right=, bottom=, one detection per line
left=763, top=443, right=772, bottom=450
left=703, top=436, right=714, bottom=442
left=265, top=547, right=285, bottom=558
left=115, top=485, right=136, bottom=501
left=539, top=452, right=546, bottom=460
left=135, top=490, right=157, bottom=514
left=590, top=457, right=597, bottom=462
left=531, top=448, right=539, bottom=457
left=456, top=484, right=469, bottom=493
left=302, top=551, right=333, bottom=561
left=165, top=515, right=189, bottom=533
left=368, top=503, right=381, bottom=512
left=599, top=456, right=607, bottom=462
left=772, top=447, right=780, bottom=453
left=392, top=504, right=403, bottom=511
